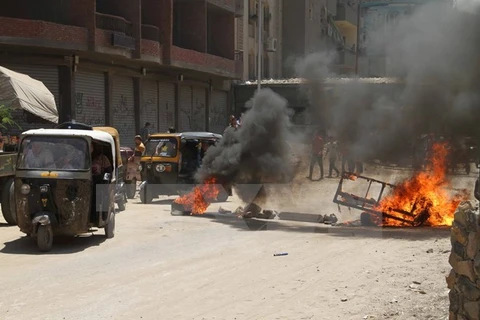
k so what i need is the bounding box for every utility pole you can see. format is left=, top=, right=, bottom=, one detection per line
left=355, top=0, right=361, bottom=75
left=257, top=0, right=263, bottom=90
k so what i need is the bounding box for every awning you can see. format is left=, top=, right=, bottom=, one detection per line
left=0, top=66, right=59, bottom=123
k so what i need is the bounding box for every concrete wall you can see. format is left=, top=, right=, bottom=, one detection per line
left=447, top=200, right=480, bottom=320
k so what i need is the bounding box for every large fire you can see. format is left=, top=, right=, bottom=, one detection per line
left=174, top=177, right=220, bottom=214
left=373, top=142, right=467, bottom=227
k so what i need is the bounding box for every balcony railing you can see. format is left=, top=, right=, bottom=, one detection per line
left=141, top=24, right=160, bottom=42
left=96, top=12, right=133, bottom=37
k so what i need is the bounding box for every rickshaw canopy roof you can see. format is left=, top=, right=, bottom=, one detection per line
left=21, top=129, right=116, bottom=167
left=149, top=132, right=222, bottom=140
left=93, top=127, right=122, bottom=167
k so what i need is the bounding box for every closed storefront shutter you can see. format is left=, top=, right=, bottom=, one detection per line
left=209, top=90, right=228, bottom=134
left=112, top=76, right=135, bottom=147
left=4, top=64, right=59, bottom=134
left=158, top=82, right=175, bottom=133
left=178, top=86, right=192, bottom=132
left=192, top=87, right=206, bottom=131
left=141, top=80, right=158, bottom=133
left=74, top=71, right=106, bottom=126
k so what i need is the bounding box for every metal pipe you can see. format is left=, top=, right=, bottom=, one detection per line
left=257, top=0, right=263, bottom=91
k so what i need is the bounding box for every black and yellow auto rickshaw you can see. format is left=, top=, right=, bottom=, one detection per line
left=139, top=132, right=232, bottom=204
left=14, top=128, right=117, bottom=252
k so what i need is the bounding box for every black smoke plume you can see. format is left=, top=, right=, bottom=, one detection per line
left=195, top=88, right=295, bottom=204
left=296, top=2, right=480, bottom=164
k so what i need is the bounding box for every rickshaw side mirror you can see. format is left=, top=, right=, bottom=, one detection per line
left=103, top=173, right=111, bottom=181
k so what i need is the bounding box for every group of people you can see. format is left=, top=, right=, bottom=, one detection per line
left=307, top=129, right=364, bottom=181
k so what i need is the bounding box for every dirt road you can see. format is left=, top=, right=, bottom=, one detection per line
left=0, top=166, right=474, bottom=320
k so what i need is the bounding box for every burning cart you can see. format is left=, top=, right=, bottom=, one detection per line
left=333, top=172, right=436, bottom=227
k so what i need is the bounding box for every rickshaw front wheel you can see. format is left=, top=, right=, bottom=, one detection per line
left=140, top=186, right=153, bottom=204
left=105, top=211, right=115, bottom=239
left=37, top=224, right=53, bottom=252
left=126, top=179, right=136, bottom=199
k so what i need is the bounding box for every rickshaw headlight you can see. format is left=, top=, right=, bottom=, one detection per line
left=138, top=164, right=142, bottom=172
left=20, top=184, right=30, bottom=195
left=155, top=164, right=166, bottom=172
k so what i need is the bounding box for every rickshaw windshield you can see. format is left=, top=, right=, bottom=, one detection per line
left=145, top=138, right=178, bottom=157
left=17, top=136, right=90, bottom=171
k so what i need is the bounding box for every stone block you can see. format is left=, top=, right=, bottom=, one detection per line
left=458, top=261, right=477, bottom=283
left=464, top=300, right=480, bottom=320
left=457, top=276, right=480, bottom=301
left=449, top=312, right=457, bottom=320
left=474, top=255, right=480, bottom=277
left=455, top=201, right=479, bottom=233
left=448, top=269, right=458, bottom=289
left=452, top=222, right=469, bottom=246
left=453, top=241, right=469, bottom=260
left=451, top=250, right=467, bottom=269
left=467, top=232, right=479, bottom=260
left=451, top=289, right=461, bottom=313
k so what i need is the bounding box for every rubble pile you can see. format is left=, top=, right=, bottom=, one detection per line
left=447, top=201, right=480, bottom=319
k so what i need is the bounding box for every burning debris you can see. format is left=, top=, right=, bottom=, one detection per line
left=172, top=178, right=219, bottom=215
left=334, top=142, right=467, bottom=227
left=172, top=88, right=298, bottom=215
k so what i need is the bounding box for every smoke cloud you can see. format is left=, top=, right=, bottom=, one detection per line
left=195, top=88, right=297, bottom=204
left=296, top=2, right=480, bottom=163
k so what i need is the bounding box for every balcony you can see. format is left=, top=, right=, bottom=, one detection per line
left=141, top=24, right=159, bottom=42
left=95, top=12, right=135, bottom=50
left=335, top=1, right=357, bottom=28
left=235, top=49, right=244, bottom=78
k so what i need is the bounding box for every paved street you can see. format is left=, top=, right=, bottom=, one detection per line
left=0, top=167, right=475, bottom=319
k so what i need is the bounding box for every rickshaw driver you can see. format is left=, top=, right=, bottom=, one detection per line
left=91, top=142, right=112, bottom=177
left=25, top=141, right=56, bottom=169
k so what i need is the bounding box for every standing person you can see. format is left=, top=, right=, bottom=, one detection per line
left=140, top=122, right=151, bottom=142
left=325, top=137, right=340, bottom=178
left=129, top=135, right=145, bottom=160
left=167, top=127, right=176, bottom=133
left=224, top=115, right=238, bottom=133
left=307, top=129, right=324, bottom=180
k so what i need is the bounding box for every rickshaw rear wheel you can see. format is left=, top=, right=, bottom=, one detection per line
left=37, top=224, right=53, bottom=252
left=1, top=178, right=16, bottom=225
left=105, top=210, right=115, bottom=238
left=126, top=179, right=136, bottom=199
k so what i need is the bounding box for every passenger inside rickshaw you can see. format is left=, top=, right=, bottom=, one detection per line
left=179, top=139, right=201, bottom=174
left=154, top=140, right=176, bottom=157
left=90, top=140, right=113, bottom=219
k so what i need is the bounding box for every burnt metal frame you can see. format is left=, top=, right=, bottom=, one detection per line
left=332, top=172, right=420, bottom=226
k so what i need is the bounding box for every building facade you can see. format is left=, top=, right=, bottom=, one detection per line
left=0, top=0, right=243, bottom=146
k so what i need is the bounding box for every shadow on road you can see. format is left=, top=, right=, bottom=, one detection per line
left=0, top=223, right=13, bottom=228
left=1, top=233, right=107, bottom=255
left=195, top=211, right=451, bottom=240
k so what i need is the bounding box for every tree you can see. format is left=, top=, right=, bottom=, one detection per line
left=0, top=105, right=21, bottom=131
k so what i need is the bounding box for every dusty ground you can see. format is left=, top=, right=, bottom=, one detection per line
left=0, top=163, right=475, bottom=320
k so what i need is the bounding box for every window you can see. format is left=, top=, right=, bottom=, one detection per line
left=18, top=136, right=89, bottom=171
left=145, top=138, right=178, bottom=157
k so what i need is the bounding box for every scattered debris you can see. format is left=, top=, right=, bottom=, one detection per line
left=426, top=248, right=434, bottom=253
left=412, top=281, right=421, bottom=285
left=341, top=298, right=348, bottom=302
left=218, top=207, right=232, bottom=214
left=317, top=214, right=339, bottom=225
left=442, top=250, right=451, bottom=254
left=274, top=253, right=288, bottom=256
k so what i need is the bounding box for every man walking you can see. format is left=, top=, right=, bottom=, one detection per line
left=307, top=129, right=324, bottom=180
left=140, top=122, right=151, bottom=142
left=325, top=136, right=340, bottom=178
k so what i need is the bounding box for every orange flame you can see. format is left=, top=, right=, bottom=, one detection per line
left=373, top=142, right=467, bottom=227
left=174, top=177, right=220, bottom=215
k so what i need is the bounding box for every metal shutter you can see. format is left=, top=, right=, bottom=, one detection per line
left=4, top=64, right=59, bottom=134
left=112, top=76, right=135, bottom=148
left=209, top=90, right=228, bottom=134
left=74, top=71, right=106, bottom=126
left=141, top=80, right=158, bottom=133
left=192, top=87, right=206, bottom=131
left=158, top=82, right=175, bottom=132
left=178, top=86, right=192, bottom=132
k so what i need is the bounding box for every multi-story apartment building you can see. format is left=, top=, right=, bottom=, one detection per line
left=236, top=0, right=358, bottom=81
left=0, top=0, right=243, bottom=144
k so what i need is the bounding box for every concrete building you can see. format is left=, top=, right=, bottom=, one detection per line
left=0, top=0, right=243, bottom=145
left=236, top=0, right=358, bottom=81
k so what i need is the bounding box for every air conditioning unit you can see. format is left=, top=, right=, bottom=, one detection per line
left=266, top=38, right=278, bottom=52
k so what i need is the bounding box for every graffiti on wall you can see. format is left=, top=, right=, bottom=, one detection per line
left=166, top=102, right=174, bottom=126
left=142, top=96, right=157, bottom=132
left=75, top=92, right=105, bottom=126
left=192, top=98, right=205, bottom=131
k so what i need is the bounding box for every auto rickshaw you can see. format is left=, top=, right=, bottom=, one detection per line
left=139, top=132, right=232, bottom=204
left=15, top=128, right=117, bottom=252
left=55, top=122, right=128, bottom=211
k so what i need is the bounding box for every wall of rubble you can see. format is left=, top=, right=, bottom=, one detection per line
left=447, top=201, right=480, bottom=320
